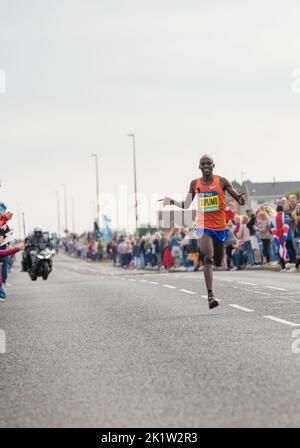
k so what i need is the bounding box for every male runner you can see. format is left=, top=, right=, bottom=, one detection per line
left=160, top=155, right=246, bottom=309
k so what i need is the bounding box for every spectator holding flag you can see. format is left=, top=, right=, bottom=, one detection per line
left=283, top=201, right=296, bottom=265
left=103, top=215, right=111, bottom=242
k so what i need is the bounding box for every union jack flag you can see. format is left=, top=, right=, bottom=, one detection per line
left=271, top=211, right=290, bottom=262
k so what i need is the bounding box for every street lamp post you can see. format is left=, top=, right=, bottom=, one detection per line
left=56, top=191, right=61, bottom=238
left=62, top=184, right=68, bottom=234
left=17, top=204, right=21, bottom=240
left=91, top=154, right=100, bottom=226
left=71, top=197, right=75, bottom=235
left=127, top=134, right=138, bottom=231
left=22, top=212, right=26, bottom=239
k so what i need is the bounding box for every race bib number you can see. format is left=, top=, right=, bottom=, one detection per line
left=198, top=191, right=220, bottom=212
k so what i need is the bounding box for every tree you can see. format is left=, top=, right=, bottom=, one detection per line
left=138, top=224, right=158, bottom=237
left=288, top=190, right=300, bottom=199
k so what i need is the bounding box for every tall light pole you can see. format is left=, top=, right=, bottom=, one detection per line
left=17, top=204, right=21, bottom=240
left=62, top=184, right=68, bottom=234
left=22, top=212, right=26, bottom=239
left=127, top=133, right=138, bottom=231
left=71, top=197, right=75, bottom=234
left=91, top=154, right=100, bottom=226
left=56, top=191, right=61, bottom=237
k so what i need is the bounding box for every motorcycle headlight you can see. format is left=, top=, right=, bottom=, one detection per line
left=45, top=255, right=51, bottom=259
left=37, top=255, right=44, bottom=260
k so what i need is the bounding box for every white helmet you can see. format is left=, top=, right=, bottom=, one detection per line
left=34, top=225, right=43, bottom=233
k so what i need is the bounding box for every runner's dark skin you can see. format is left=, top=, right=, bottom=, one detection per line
left=159, top=155, right=246, bottom=300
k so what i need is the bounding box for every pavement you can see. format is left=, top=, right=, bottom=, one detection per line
left=1, top=254, right=300, bottom=428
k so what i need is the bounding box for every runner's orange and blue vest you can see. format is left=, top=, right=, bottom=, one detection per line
left=195, top=175, right=227, bottom=231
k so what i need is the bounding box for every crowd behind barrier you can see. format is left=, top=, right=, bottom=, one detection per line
left=64, top=194, right=300, bottom=273
left=1, top=194, right=299, bottom=305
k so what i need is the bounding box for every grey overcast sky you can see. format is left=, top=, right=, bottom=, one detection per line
left=1, top=0, right=300, bottom=234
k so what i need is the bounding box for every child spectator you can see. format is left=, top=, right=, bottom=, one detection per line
left=257, top=211, right=273, bottom=264
left=237, top=215, right=255, bottom=266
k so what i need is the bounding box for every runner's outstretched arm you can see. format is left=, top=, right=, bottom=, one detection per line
left=159, top=180, right=197, bottom=209
left=221, top=177, right=246, bottom=206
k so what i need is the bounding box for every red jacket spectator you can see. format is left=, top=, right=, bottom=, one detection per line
left=225, top=208, right=235, bottom=223
left=0, top=247, right=20, bottom=287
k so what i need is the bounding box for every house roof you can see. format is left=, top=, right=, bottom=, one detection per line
left=244, top=181, right=300, bottom=198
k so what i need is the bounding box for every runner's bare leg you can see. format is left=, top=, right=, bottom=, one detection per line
left=199, top=234, right=214, bottom=292
left=213, top=242, right=225, bottom=268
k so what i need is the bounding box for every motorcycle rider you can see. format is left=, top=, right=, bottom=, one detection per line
left=23, top=226, right=53, bottom=272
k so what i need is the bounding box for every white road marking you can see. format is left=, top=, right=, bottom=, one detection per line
left=148, top=281, right=160, bottom=285
left=238, top=282, right=256, bottom=286
left=180, top=275, right=198, bottom=279
left=179, top=289, right=197, bottom=295
left=139, top=280, right=148, bottom=283
left=229, top=304, right=254, bottom=313
left=162, top=284, right=177, bottom=289
left=201, top=295, right=207, bottom=299
left=273, top=300, right=300, bottom=304
left=63, top=269, right=81, bottom=277
left=265, top=286, right=287, bottom=291
left=263, top=316, right=300, bottom=327
left=75, top=266, right=93, bottom=271
left=252, top=291, right=272, bottom=296
left=238, top=288, right=262, bottom=295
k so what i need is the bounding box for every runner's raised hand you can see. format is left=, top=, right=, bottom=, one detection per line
left=158, top=197, right=174, bottom=207
left=237, top=193, right=246, bottom=206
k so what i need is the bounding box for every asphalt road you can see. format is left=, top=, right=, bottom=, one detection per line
left=1, top=254, right=300, bottom=428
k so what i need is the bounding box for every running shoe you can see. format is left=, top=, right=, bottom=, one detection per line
left=208, top=294, right=219, bottom=310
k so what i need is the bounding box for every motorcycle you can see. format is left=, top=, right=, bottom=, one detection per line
left=28, top=247, right=56, bottom=281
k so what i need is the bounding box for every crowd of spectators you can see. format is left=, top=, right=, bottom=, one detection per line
left=64, top=228, right=201, bottom=272
left=2, top=193, right=299, bottom=305
left=63, top=235, right=105, bottom=262
left=64, top=194, right=300, bottom=273
left=224, top=195, right=300, bottom=272
left=1, top=190, right=299, bottom=300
